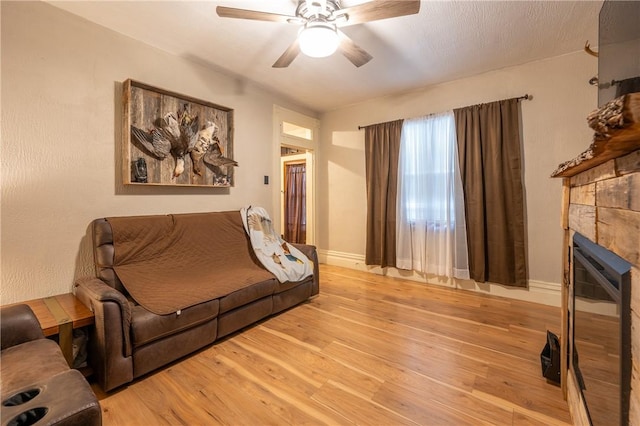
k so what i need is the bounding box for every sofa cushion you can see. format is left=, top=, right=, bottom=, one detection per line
left=1, top=339, right=70, bottom=400
left=218, top=278, right=277, bottom=313
left=107, top=211, right=275, bottom=315
left=131, top=299, right=219, bottom=347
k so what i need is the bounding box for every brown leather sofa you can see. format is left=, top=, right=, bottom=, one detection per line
left=75, top=211, right=319, bottom=392
left=0, top=304, right=101, bottom=426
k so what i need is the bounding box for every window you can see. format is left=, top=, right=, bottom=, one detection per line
left=282, top=121, right=313, bottom=141
left=398, top=113, right=458, bottom=226
left=396, top=112, right=469, bottom=278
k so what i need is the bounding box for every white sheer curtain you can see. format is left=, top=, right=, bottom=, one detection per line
left=396, top=111, right=470, bottom=279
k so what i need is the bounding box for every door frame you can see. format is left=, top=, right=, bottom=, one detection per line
left=272, top=106, right=318, bottom=245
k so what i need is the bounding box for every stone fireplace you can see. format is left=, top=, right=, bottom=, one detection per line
left=552, top=92, right=639, bottom=425
left=556, top=148, right=639, bottom=425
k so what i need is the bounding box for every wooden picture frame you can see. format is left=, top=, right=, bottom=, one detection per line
left=123, top=79, right=235, bottom=187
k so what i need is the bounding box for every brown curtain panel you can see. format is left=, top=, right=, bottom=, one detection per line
left=364, top=119, right=403, bottom=267
left=284, top=163, right=306, bottom=244
left=454, top=99, right=527, bottom=287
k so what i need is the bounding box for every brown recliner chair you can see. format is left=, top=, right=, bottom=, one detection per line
left=1, top=304, right=102, bottom=426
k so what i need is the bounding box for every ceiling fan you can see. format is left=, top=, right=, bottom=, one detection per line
left=216, top=0, right=421, bottom=68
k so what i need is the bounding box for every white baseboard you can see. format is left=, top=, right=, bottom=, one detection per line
left=318, top=249, right=367, bottom=270
left=318, top=249, right=561, bottom=307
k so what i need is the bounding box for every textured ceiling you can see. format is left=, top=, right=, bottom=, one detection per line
left=48, top=1, right=602, bottom=113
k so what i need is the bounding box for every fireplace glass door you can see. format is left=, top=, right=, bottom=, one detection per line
left=572, top=233, right=631, bottom=426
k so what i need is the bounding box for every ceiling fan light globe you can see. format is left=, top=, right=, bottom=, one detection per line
left=299, top=24, right=339, bottom=58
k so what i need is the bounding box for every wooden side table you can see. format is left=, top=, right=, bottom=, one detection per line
left=9, top=293, right=94, bottom=367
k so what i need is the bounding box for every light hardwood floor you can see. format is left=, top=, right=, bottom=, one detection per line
left=92, top=265, right=571, bottom=425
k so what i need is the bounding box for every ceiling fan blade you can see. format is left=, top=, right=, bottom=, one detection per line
left=337, top=31, right=373, bottom=67
left=272, top=39, right=301, bottom=68
left=216, top=6, right=297, bottom=23
left=336, top=0, right=420, bottom=27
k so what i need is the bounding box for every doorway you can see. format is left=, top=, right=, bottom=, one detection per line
left=273, top=106, right=318, bottom=245
left=280, top=148, right=313, bottom=244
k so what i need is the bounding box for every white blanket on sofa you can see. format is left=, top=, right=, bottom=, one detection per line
left=240, top=206, right=313, bottom=283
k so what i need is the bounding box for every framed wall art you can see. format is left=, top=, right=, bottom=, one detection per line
left=123, top=79, right=236, bottom=187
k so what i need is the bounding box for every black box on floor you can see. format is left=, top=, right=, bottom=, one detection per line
left=540, top=330, right=561, bottom=385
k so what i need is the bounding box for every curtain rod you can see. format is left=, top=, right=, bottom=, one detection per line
left=357, top=94, right=531, bottom=130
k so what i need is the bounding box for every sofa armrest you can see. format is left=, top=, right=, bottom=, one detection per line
left=74, top=276, right=134, bottom=391
left=75, top=276, right=132, bottom=346
left=291, top=243, right=320, bottom=297
left=0, top=304, right=45, bottom=350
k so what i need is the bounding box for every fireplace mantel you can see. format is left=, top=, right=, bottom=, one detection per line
left=552, top=93, right=640, bottom=179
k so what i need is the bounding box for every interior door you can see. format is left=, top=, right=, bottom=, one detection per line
left=283, top=160, right=306, bottom=244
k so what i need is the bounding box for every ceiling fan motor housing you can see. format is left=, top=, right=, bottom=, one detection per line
left=296, top=0, right=343, bottom=21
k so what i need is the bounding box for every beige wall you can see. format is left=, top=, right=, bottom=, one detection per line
left=1, top=2, right=600, bottom=306
left=317, top=51, right=598, bottom=300
left=0, top=2, right=315, bottom=303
